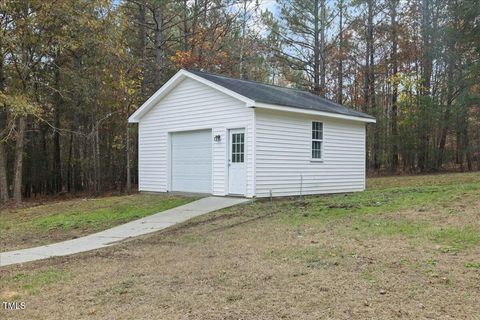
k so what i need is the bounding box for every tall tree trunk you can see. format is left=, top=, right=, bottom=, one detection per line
left=336, top=0, right=344, bottom=104
left=67, top=132, right=74, bottom=192
left=91, top=134, right=96, bottom=193
left=52, top=49, right=64, bottom=194
left=95, top=124, right=101, bottom=194
left=365, top=0, right=378, bottom=170
left=320, top=0, right=326, bottom=95
left=437, top=39, right=455, bottom=169
left=363, top=18, right=370, bottom=168
left=190, top=0, right=199, bottom=58
left=418, top=0, right=433, bottom=171
left=0, top=43, right=8, bottom=203
left=239, top=0, right=247, bottom=78
left=153, top=6, right=164, bottom=87
left=24, top=122, right=33, bottom=198
left=421, top=0, right=432, bottom=92
left=40, top=123, right=48, bottom=194
left=464, top=123, right=472, bottom=171
left=13, top=117, right=26, bottom=204
left=137, top=0, right=147, bottom=95
left=313, top=0, right=320, bottom=94
left=91, top=122, right=101, bottom=195
left=79, top=138, right=85, bottom=191
left=126, top=124, right=131, bottom=193
left=182, top=0, right=189, bottom=51
left=53, top=92, right=62, bottom=193
left=0, top=141, right=8, bottom=203
left=389, top=0, right=399, bottom=173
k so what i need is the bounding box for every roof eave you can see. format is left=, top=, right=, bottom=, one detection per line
left=128, top=69, right=255, bottom=123
left=253, top=102, right=376, bottom=123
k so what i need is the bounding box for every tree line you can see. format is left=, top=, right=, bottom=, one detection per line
left=0, top=0, right=479, bottom=204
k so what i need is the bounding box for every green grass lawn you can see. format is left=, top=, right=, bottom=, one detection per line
left=275, top=173, right=480, bottom=252
left=366, top=171, right=480, bottom=189
left=0, top=194, right=198, bottom=251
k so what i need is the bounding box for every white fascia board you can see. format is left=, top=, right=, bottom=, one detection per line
left=128, top=69, right=255, bottom=123
left=253, top=102, right=377, bottom=123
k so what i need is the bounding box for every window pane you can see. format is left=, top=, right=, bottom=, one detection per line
left=312, top=122, right=323, bottom=140
left=312, top=122, right=323, bottom=158
left=312, top=141, right=322, bottom=159
left=231, top=133, right=245, bottom=163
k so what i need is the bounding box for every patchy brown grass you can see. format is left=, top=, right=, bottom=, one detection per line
left=1, top=173, right=480, bottom=319
left=367, top=171, right=480, bottom=190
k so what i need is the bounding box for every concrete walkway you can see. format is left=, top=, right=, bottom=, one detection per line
left=0, top=197, right=249, bottom=267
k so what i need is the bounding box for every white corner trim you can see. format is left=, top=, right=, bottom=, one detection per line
left=252, top=109, right=256, bottom=197
left=253, top=102, right=377, bottom=123
left=128, top=69, right=255, bottom=123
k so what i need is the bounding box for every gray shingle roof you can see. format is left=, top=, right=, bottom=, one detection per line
left=187, top=70, right=375, bottom=120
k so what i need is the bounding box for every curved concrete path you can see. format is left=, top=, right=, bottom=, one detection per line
left=0, top=197, right=249, bottom=267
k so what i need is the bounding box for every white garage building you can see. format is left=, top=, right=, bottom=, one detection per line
left=128, top=69, right=375, bottom=198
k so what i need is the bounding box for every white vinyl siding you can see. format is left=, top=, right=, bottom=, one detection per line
left=255, top=109, right=366, bottom=197
left=138, top=77, right=254, bottom=197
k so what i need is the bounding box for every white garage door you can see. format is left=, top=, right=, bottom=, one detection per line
left=171, top=130, right=212, bottom=193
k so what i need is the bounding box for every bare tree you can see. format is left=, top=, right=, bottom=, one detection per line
left=389, top=0, right=399, bottom=173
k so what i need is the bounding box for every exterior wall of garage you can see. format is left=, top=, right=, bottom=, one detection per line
left=138, top=77, right=255, bottom=197
left=254, top=109, right=366, bottom=197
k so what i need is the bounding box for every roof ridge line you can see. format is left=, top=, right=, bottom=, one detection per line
left=186, top=69, right=332, bottom=99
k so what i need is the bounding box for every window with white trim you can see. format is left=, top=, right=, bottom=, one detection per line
left=231, top=132, right=245, bottom=163
left=312, top=121, right=323, bottom=159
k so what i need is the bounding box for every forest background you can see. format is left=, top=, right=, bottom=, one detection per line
left=0, top=0, right=478, bottom=203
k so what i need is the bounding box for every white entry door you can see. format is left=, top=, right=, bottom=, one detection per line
left=228, top=129, right=246, bottom=195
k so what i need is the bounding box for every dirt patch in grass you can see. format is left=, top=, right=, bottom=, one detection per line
left=0, top=194, right=197, bottom=251
left=1, top=173, right=480, bottom=319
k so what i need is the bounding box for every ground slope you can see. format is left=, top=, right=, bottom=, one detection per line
left=1, top=172, right=479, bottom=319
